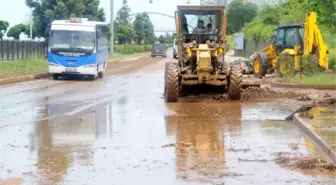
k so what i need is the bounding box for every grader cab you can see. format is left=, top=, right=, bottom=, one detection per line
left=164, top=5, right=243, bottom=102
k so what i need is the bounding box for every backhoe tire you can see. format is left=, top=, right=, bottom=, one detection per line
left=277, top=55, right=295, bottom=77
left=252, top=54, right=268, bottom=78
left=228, top=64, right=243, bottom=100
left=164, top=62, right=179, bottom=102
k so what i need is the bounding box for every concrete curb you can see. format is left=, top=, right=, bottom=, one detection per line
left=0, top=73, right=49, bottom=86
left=293, top=113, right=336, bottom=163
left=271, top=83, right=336, bottom=90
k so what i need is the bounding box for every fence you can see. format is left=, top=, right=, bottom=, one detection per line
left=0, top=40, right=47, bottom=61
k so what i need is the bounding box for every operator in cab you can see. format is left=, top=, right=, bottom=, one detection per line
left=192, top=20, right=206, bottom=34
left=206, top=23, right=216, bottom=42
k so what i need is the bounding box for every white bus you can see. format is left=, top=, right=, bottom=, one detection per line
left=47, top=18, right=109, bottom=80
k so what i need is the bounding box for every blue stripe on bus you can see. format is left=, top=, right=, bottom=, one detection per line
left=48, top=47, right=109, bottom=67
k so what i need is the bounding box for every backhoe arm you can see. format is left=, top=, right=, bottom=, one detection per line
left=304, top=12, right=329, bottom=69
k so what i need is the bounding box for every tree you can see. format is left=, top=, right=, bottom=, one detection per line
left=0, top=20, right=9, bottom=39
left=114, top=22, right=133, bottom=44
left=133, top=13, right=156, bottom=44
left=142, top=13, right=156, bottom=44
left=25, top=0, right=106, bottom=37
left=133, top=14, right=145, bottom=44
left=279, top=0, right=335, bottom=32
left=116, top=0, right=132, bottom=25
left=114, top=0, right=133, bottom=44
left=243, top=4, right=280, bottom=46
left=158, top=35, right=165, bottom=43
left=7, top=24, right=27, bottom=39
left=227, top=0, right=258, bottom=34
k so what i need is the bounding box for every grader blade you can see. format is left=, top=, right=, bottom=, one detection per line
left=242, top=83, right=261, bottom=89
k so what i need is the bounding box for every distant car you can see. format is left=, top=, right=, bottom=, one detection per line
left=151, top=43, right=167, bottom=57
left=173, top=39, right=178, bottom=59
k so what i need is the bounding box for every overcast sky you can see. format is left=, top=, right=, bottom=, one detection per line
left=0, top=0, right=203, bottom=35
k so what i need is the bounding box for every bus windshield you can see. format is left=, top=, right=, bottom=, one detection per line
left=49, top=30, right=95, bottom=51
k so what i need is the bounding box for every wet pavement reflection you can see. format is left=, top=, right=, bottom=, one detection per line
left=0, top=64, right=335, bottom=184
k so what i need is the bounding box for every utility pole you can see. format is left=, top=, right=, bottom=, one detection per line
left=110, top=0, right=114, bottom=54
left=30, top=8, right=33, bottom=40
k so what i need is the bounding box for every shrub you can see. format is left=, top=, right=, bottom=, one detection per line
left=329, top=49, right=336, bottom=70
left=113, top=44, right=152, bottom=54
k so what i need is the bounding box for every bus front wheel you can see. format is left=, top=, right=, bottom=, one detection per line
left=52, top=74, right=59, bottom=80
left=87, top=75, right=96, bottom=81
left=98, top=71, right=104, bottom=78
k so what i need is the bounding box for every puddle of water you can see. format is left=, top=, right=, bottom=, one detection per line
left=0, top=72, right=335, bottom=185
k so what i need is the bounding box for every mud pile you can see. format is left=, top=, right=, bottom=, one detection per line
left=274, top=152, right=336, bottom=172
left=299, top=99, right=336, bottom=119
left=212, top=87, right=300, bottom=101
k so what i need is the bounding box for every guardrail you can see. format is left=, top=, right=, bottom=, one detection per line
left=0, top=40, right=47, bottom=61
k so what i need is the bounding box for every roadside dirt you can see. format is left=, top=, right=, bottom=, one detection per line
left=274, top=152, right=336, bottom=173
left=244, top=75, right=336, bottom=103
left=105, top=55, right=164, bottom=76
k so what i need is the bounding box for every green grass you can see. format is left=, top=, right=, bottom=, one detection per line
left=0, top=58, right=47, bottom=79
left=283, top=73, right=336, bottom=85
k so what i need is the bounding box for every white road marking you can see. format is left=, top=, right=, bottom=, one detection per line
left=64, top=95, right=115, bottom=116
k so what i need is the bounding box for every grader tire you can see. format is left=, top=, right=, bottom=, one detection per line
left=228, top=65, right=243, bottom=100
left=219, top=55, right=230, bottom=75
left=164, top=62, right=179, bottom=102
left=222, top=61, right=230, bottom=75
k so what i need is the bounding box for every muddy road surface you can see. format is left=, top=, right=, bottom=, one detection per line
left=0, top=49, right=335, bottom=185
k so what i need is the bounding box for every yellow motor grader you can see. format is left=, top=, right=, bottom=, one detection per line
left=250, top=12, right=329, bottom=77
left=164, top=5, right=244, bottom=102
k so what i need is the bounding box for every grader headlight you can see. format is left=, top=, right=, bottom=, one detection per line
left=186, top=47, right=191, bottom=54
left=217, top=48, right=224, bottom=54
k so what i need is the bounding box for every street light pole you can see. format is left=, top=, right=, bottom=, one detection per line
left=110, top=0, right=114, bottom=54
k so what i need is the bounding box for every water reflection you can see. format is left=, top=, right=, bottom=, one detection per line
left=165, top=102, right=243, bottom=179
left=36, top=98, right=70, bottom=184
left=35, top=99, right=115, bottom=184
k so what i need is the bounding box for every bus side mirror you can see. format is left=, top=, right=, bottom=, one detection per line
left=172, top=33, right=176, bottom=38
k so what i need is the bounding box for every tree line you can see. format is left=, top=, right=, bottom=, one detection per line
left=0, top=0, right=173, bottom=44
left=114, top=0, right=172, bottom=45
left=0, top=0, right=105, bottom=40
left=226, top=0, right=336, bottom=44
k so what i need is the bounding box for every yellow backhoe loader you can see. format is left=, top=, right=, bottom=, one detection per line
left=250, top=12, right=329, bottom=77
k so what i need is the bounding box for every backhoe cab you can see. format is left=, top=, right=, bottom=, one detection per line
left=251, top=12, right=329, bottom=77
left=164, top=5, right=243, bottom=102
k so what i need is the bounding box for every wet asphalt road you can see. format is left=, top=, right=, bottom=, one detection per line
left=0, top=50, right=335, bottom=185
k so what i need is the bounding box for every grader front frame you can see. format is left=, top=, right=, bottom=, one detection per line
left=164, top=5, right=243, bottom=102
